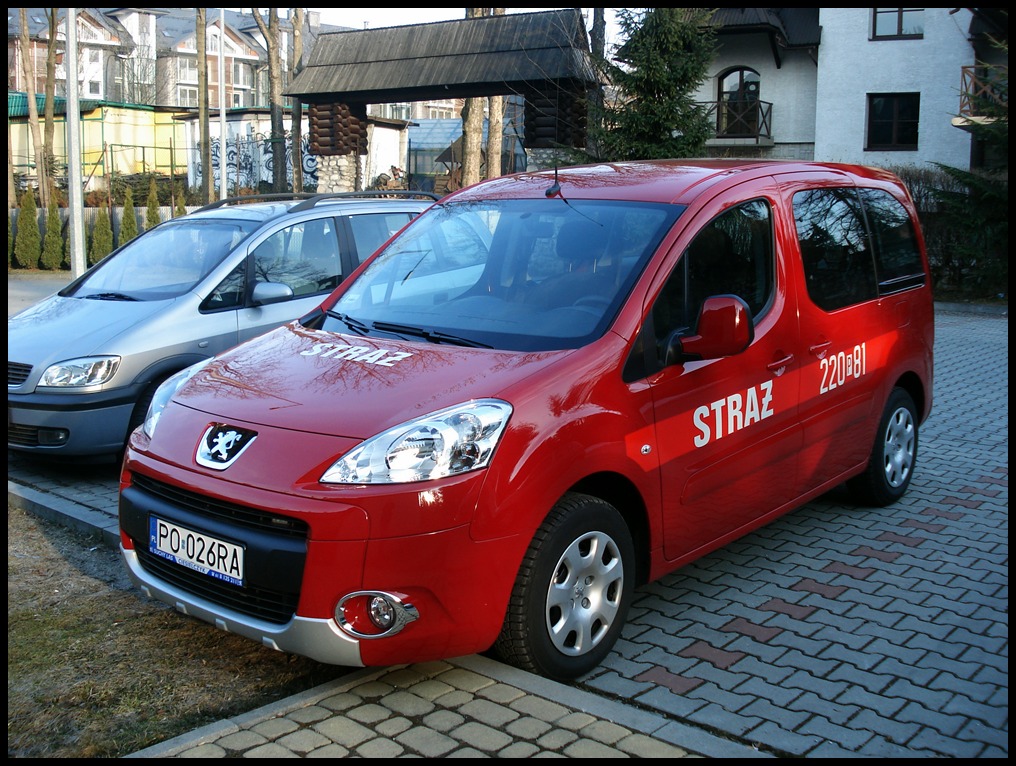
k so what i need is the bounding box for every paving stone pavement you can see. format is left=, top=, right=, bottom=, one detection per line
left=8, top=290, right=1008, bottom=757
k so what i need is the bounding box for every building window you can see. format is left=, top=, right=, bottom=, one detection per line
left=717, top=67, right=761, bottom=137
left=866, top=93, right=920, bottom=150
left=178, top=57, right=197, bottom=84
left=179, top=86, right=198, bottom=107
left=88, top=80, right=101, bottom=97
left=872, top=8, right=924, bottom=40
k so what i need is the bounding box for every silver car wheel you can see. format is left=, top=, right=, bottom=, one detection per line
left=882, top=405, right=916, bottom=489
left=545, top=529, right=624, bottom=657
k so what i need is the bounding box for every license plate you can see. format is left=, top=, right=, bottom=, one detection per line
left=149, top=516, right=245, bottom=587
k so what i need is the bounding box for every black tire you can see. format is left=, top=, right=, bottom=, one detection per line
left=493, top=493, right=634, bottom=681
left=848, top=387, right=919, bottom=507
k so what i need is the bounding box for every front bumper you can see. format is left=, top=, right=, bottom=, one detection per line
left=120, top=545, right=366, bottom=666
left=8, top=388, right=139, bottom=456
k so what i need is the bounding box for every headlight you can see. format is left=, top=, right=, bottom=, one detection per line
left=39, top=356, right=121, bottom=387
left=322, top=399, right=512, bottom=484
left=142, top=359, right=213, bottom=440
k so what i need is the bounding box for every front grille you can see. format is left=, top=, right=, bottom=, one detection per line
left=7, top=423, right=40, bottom=447
left=134, top=545, right=300, bottom=624
left=132, top=473, right=309, bottom=538
left=127, top=474, right=309, bottom=625
left=8, top=362, right=32, bottom=386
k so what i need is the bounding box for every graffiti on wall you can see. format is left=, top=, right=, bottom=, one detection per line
left=196, top=131, right=319, bottom=192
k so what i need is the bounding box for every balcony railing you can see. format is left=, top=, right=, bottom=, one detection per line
left=701, top=99, right=773, bottom=143
left=959, top=64, right=1008, bottom=117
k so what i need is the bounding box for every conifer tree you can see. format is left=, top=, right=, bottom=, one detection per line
left=89, top=205, right=114, bottom=265
left=596, top=8, right=717, bottom=161
left=174, top=183, right=187, bottom=218
left=145, top=177, right=161, bottom=231
left=13, top=190, right=41, bottom=269
left=119, top=185, right=139, bottom=246
left=40, top=191, right=64, bottom=270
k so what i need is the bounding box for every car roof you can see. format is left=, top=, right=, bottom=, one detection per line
left=449, top=159, right=904, bottom=206
left=183, top=191, right=437, bottom=226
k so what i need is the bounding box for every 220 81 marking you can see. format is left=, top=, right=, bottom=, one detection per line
left=820, top=342, right=867, bottom=394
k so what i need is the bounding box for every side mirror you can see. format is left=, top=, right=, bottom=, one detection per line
left=668, top=295, right=753, bottom=364
left=251, top=281, right=294, bottom=306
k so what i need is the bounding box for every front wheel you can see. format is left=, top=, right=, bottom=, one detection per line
left=848, top=387, right=919, bottom=507
left=493, top=493, right=634, bottom=681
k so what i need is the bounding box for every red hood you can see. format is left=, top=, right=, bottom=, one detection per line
left=174, top=322, right=568, bottom=438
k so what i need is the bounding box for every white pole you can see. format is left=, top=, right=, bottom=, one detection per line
left=218, top=9, right=227, bottom=199
left=66, top=9, right=86, bottom=277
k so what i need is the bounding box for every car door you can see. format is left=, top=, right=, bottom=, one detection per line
left=645, top=187, right=806, bottom=563
left=779, top=178, right=886, bottom=490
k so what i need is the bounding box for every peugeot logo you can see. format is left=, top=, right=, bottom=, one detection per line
left=196, top=424, right=258, bottom=470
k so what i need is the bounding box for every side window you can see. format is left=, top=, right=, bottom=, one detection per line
left=858, top=188, right=926, bottom=294
left=348, top=212, right=418, bottom=264
left=794, top=188, right=879, bottom=312
left=203, top=261, right=247, bottom=311
left=652, top=199, right=774, bottom=363
left=251, top=217, right=341, bottom=298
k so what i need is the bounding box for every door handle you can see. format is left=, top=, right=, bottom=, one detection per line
left=767, top=354, right=794, bottom=375
left=809, top=340, right=832, bottom=358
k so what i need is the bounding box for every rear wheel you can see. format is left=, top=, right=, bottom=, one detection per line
left=494, top=493, right=634, bottom=681
left=848, top=387, right=919, bottom=507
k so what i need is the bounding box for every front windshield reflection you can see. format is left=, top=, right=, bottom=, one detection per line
left=72, top=219, right=256, bottom=301
left=324, top=199, right=681, bottom=352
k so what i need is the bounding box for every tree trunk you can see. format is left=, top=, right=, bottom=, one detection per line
left=19, top=9, right=49, bottom=207
left=485, top=8, right=505, bottom=180
left=8, top=127, right=17, bottom=209
left=254, top=9, right=287, bottom=193
left=461, top=8, right=488, bottom=188
left=197, top=10, right=212, bottom=203
left=588, top=7, right=607, bottom=159
left=291, top=8, right=305, bottom=192
left=44, top=10, right=59, bottom=204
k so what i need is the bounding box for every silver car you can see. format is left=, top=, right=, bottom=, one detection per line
left=7, top=191, right=436, bottom=460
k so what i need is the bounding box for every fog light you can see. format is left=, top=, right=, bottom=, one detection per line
left=336, top=590, right=420, bottom=639
left=38, top=428, right=70, bottom=446
left=369, top=596, right=395, bottom=630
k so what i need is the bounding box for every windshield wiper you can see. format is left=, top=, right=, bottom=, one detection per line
left=326, top=310, right=371, bottom=336
left=84, top=292, right=139, bottom=301
left=371, top=320, right=491, bottom=348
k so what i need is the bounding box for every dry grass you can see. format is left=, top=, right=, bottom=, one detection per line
left=7, top=503, right=348, bottom=758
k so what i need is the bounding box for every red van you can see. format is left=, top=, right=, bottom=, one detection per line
left=119, top=160, right=934, bottom=680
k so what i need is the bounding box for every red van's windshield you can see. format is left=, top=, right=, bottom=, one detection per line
left=320, top=199, right=682, bottom=352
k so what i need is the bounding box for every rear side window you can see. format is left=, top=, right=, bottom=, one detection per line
left=794, top=187, right=925, bottom=312
left=794, top=188, right=879, bottom=312
left=858, top=188, right=926, bottom=294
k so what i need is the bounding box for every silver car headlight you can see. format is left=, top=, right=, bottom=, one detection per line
left=142, top=359, right=213, bottom=440
left=39, top=356, right=121, bottom=388
left=322, top=399, right=513, bottom=484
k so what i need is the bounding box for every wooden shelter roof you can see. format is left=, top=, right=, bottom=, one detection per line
left=285, top=9, right=598, bottom=105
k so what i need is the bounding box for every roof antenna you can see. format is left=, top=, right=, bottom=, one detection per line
left=545, top=165, right=561, bottom=198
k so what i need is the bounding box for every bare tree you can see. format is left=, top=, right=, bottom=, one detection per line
left=19, top=9, right=50, bottom=207
left=253, top=8, right=287, bottom=193
left=44, top=9, right=60, bottom=197
left=485, top=8, right=505, bottom=180
left=461, top=8, right=487, bottom=188
left=8, top=127, right=17, bottom=209
left=290, top=8, right=305, bottom=192
left=197, top=10, right=212, bottom=203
